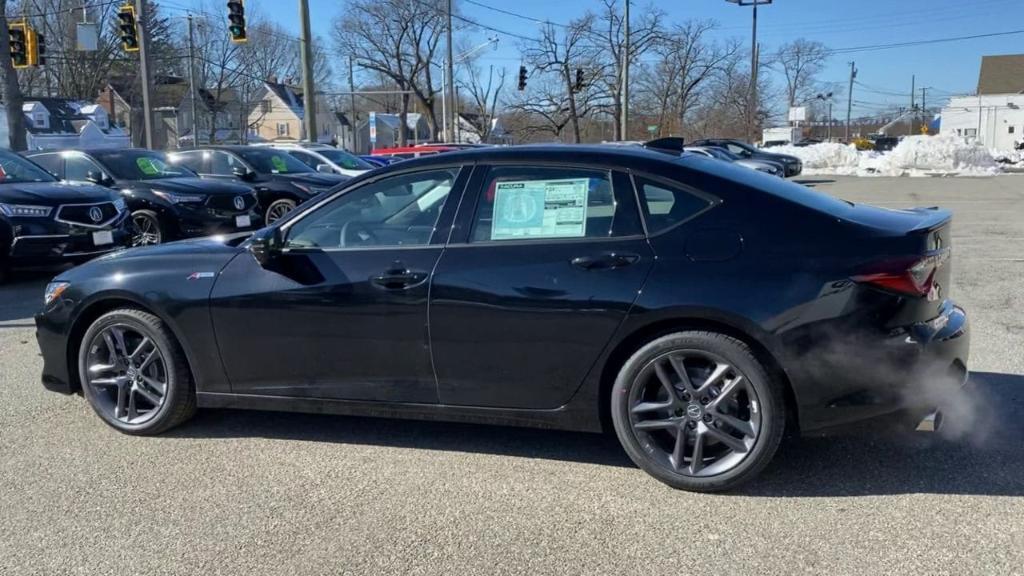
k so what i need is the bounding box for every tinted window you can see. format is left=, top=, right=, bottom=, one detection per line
left=285, top=168, right=457, bottom=249
left=287, top=150, right=320, bottom=170
left=0, top=151, right=57, bottom=183
left=315, top=148, right=372, bottom=170
left=470, top=166, right=631, bottom=243
left=65, top=155, right=103, bottom=182
left=208, top=151, right=247, bottom=175
left=234, top=148, right=314, bottom=174
left=28, top=154, right=62, bottom=178
left=634, top=177, right=713, bottom=235
left=92, top=150, right=196, bottom=180
left=169, top=151, right=204, bottom=173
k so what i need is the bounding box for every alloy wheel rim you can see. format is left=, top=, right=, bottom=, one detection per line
left=266, top=203, right=292, bottom=224
left=85, top=324, right=168, bottom=425
left=627, top=350, right=761, bottom=477
left=131, top=214, right=161, bottom=246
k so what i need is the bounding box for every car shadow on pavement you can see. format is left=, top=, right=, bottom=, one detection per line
left=171, top=371, right=1024, bottom=496
left=0, top=269, right=58, bottom=323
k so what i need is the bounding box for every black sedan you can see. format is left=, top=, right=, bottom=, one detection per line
left=0, top=150, right=130, bottom=282
left=691, top=138, right=804, bottom=177
left=26, top=149, right=260, bottom=246
left=169, top=146, right=349, bottom=224
left=35, top=145, right=968, bottom=492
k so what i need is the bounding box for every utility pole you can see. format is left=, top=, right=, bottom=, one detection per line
left=136, top=0, right=155, bottom=149
left=725, top=0, right=771, bottom=143
left=920, top=86, right=927, bottom=133
left=620, top=0, right=629, bottom=140
left=910, top=74, right=915, bottom=111
left=298, top=0, right=317, bottom=142
left=187, top=14, right=198, bottom=146
left=349, top=56, right=357, bottom=152
left=845, top=61, right=856, bottom=142
left=445, top=0, right=455, bottom=142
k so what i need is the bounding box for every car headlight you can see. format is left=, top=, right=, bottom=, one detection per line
left=43, top=282, right=70, bottom=306
left=113, top=197, right=127, bottom=213
left=153, top=190, right=205, bottom=204
left=0, top=203, right=52, bottom=218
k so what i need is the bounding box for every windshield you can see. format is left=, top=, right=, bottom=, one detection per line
left=0, top=151, right=58, bottom=183
left=92, top=150, right=197, bottom=180
left=706, top=147, right=739, bottom=161
left=236, top=148, right=315, bottom=174
left=315, top=149, right=373, bottom=170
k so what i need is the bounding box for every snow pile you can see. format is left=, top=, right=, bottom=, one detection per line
left=772, top=142, right=861, bottom=174
left=770, top=135, right=1002, bottom=177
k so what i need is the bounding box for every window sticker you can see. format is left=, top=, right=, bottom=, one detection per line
left=491, top=178, right=589, bottom=240
left=136, top=157, right=163, bottom=175
left=270, top=155, right=289, bottom=173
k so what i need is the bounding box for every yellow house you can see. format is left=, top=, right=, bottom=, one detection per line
left=247, top=81, right=339, bottom=143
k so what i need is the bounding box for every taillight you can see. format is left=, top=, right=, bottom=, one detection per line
left=853, top=250, right=949, bottom=297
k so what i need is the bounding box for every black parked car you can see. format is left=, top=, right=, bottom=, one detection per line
left=169, top=146, right=349, bottom=224
left=26, top=149, right=260, bottom=247
left=0, top=150, right=130, bottom=282
left=691, top=138, right=804, bottom=177
left=35, top=146, right=968, bottom=492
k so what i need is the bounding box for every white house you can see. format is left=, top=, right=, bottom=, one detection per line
left=23, top=98, right=129, bottom=151
left=940, top=54, right=1024, bottom=150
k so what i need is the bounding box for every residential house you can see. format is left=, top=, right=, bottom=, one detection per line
left=22, top=98, right=129, bottom=150
left=355, top=112, right=431, bottom=152
left=177, top=87, right=245, bottom=146
left=97, top=75, right=190, bottom=149
left=246, top=81, right=340, bottom=144
left=941, top=54, right=1024, bottom=150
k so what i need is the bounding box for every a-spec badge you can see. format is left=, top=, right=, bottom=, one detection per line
left=187, top=272, right=216, bottom=280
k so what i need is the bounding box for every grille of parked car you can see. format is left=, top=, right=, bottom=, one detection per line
left=205, top=194, right=256, bottom=212
left=56, top=202, right=119, bottom=227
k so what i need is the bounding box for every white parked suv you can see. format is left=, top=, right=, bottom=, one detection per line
left=257, top=143, right=374, bottom=177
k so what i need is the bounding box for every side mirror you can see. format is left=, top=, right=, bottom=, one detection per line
left=316, top=163, right=334, bottom=174
left=86, top=170, right=111, bottom=186
left=232, top=166, right=255, bottom=181
left=249, top=227, right=282, bottom=267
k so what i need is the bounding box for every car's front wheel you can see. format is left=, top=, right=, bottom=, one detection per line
left=265, top=198, right=297, bottom=224
left=131, top=210, right=163, bottom=246
left=78, top=308, right=196, bottom=435
left=611, top=331, right=785, bottom=492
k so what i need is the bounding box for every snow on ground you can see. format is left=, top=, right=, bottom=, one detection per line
left=773, top=135, right=1003, bottom=177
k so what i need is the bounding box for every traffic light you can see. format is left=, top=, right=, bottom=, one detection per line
left=227, top=0, right=247, bottom=43
left=117, top=4, right=139, bottom=52
left=8, top=21, right=28, bottom=69
left=517, top=65, right=527, bottom=91
left=32, top=31, right=45, bottom=67
left=573, top=68, right=585, bottom=93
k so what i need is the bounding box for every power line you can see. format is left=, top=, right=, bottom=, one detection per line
left=10, top=0, right=123, bottom=20
left=831, top=29, right=1024, bottom=54
left=462, top=0, right=569, bottom=28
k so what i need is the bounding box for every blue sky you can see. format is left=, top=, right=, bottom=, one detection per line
left=170, top=0, right=1024, bottom=117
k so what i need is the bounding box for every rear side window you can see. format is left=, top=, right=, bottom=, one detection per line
left=171, top=151, right=204, bottom=173
left=471, top=166, right=638, bottom=242
left=29, top=154, right=62, bottom=178
left=634, top=177, right=714, bottom=235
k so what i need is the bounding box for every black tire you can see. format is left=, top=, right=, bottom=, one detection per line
left=610, top=331, right=785, bottom=492
left=131, top=210, right=163, bottom=246
left=265, top=198, right=297, bottom=224
left=78, top=308, right=196, bottom=435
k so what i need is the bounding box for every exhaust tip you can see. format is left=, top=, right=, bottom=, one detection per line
left=916, top=410, right=943, bottom=433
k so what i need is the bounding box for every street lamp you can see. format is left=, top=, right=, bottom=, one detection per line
left=816, top=92, right=834, bottom=141
left=725, top=0, right=771, bottom=144
left=440, top=36, right=498, bottom=142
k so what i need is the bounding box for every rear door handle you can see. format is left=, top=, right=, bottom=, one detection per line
left=571, top=252, right=640, bottom=270
left=371, top=268, right=428, bottom=290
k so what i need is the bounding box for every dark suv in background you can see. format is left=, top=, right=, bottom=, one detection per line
left=690, top=138, right=803, bottom=177
left=0, top=150, right=130, bottom=281
left=26, top=149, right=260, bottom=246
left=169, top=146, right=350, bottom=223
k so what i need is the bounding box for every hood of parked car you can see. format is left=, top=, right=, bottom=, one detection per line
left=122, top=177, right=254, bottom=196
left=274, top=172, right=350, bottom=187
left=0, top=181, right=117, bottom=205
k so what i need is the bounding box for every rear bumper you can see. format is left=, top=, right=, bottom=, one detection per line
left=793, top=299, right=969, bottom=431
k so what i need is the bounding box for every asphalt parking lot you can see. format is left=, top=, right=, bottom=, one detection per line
left=1, top=175, right=1022, bottom=576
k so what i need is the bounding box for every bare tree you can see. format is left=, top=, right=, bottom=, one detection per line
left=333, top=0, right=445, bottom=143
left=458, top=57, right=505, bottom=142
left=771, top=38, right=829, bottom=107
left=591, top=0, right=663, bottom=140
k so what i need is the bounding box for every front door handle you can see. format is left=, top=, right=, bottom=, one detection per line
left=371, top=268, right=428, bottom=290
left=571, top=252, right=641, bottom=270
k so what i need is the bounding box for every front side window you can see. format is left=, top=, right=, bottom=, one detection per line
left=235, top=148, right=313, bottom=174
left=635, top=177, right=714, bottom=235
left=287, top=150, right=320, bottom=169
left=0, top=151, right=57, bottom=183
left=207, top=151, right=247, bottom=175
left=169, top=151, right=204, bottom=173
left=65, top=155, right=104, bottom=182
left=470, top=166, right=634, bottom=243
left=315, top=148, right=373, bottom=170
left=285, top=168, right=458, bottom=250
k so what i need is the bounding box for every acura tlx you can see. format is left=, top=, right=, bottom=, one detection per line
left=34, top=145, right=968, bottom=492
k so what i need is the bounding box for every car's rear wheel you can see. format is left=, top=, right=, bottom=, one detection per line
left=265, top=198, right=297, bottom=224
left=78, top=308, right=196, bottom=435
left=131, top=210, right=163, bottom=246
left=611, top=331, right=785, bottom=492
